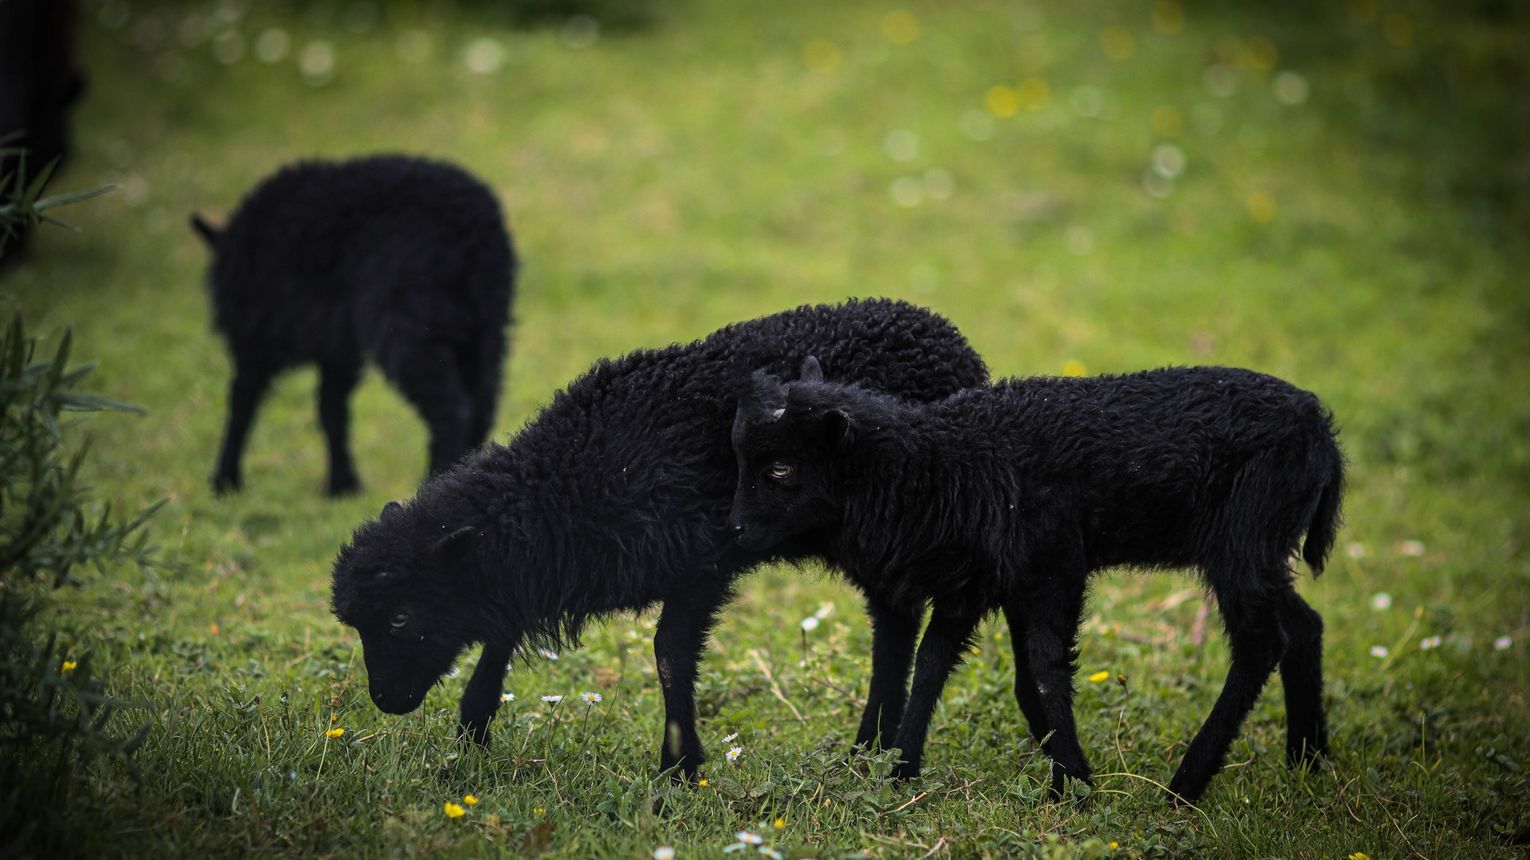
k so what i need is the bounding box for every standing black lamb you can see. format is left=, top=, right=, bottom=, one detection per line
left=194, top=155, right=517, bottom=496
left=728, top=359, right=1343, bottom=805
left=329, top=299, right=989, bottom=778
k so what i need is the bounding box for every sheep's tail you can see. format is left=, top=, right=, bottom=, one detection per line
left=189, top=213, right=220, bottom=247
left=1301, top=448, right=1344, bottom=576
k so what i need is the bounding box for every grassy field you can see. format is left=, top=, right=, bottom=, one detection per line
left=5, top=0, right=1528, bottom=856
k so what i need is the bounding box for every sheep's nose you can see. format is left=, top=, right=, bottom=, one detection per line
left=731, top=523, right=746, bottom=537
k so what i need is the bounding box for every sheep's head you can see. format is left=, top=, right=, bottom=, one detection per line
left=330, top=499, right=487, bottom=715
left=728, top=355, right=859, bottom=553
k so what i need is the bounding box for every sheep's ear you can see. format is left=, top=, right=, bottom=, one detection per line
left=824, top=408, right=855, bottom=453
left=190, top=213, right=221, bottom=247
left=799, top=355, right=824, bottom=383
left=747, top=369, right=788, bottom=415
left=381, top=501, right=403, bottom=518
left=432, top=525, right=479, bottom=560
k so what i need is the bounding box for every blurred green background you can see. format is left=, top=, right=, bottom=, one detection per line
left=5, top=0, right=1527, bottom=856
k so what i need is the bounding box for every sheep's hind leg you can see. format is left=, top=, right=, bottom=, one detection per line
left=1277, top=588, right=1328, bottom=766
left=653, top=582, right=730, bottom=782
left=887, top=601, right=983, bottom=781
left=386, top=341, right=474, bottom=476
left=1014, top=578, right=1094, bottom=797
left=212, top=366, right=274, bottom=494
left=854, top=597, right=920, bottom=751
left=317, top=358, right=362, bottom=496
left=1000, top=601, right=1050, bottom=743
left=1166, top=583, right=1286, bottom=805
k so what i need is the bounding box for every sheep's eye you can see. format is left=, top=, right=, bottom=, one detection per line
left=389, top=612, right=409, bottom=630
left=766, top=462, right=795, bottom=481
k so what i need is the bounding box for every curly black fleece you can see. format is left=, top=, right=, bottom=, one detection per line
left=730, top=364, right=1343, bottom=804
left=330, top=299, right=988, bottom=776
left=196, top=154, right=517, bottom=495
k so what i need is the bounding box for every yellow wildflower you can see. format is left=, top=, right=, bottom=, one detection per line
left=1347, top=854, right=1371, bottom=860
left=1062, top=359, right=1088, bottom=378
left=773, top=817, right=786, bottom=830
left=984, top=85, right=1019, bottom=118
left=60, top=660, right=78, bottom=673
left=325, top=727, right=345, bottom=739
left=444, top=802, right=465, bottom=819
left=1247, top=192, right=1277, bottom=223
left=1088, top=670, right=1111, bottom=683
left=698, top=778, right=709, bottom=787
left=882, top=11, right=920, bottom=45
left=533, top=806, right=546, bottom=817
left=463, top=794, right=479, bottom=806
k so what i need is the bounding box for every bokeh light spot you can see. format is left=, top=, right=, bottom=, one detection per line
left=1203, top=64, right=1238, bottom=98
left=1068, top=85, right=1104, bottom=118
left=1247, top=192, right=1277, bottom=222
left=882, top=10, right=920, bottom=45
left=1151, top=105, right=1183, bottom=137
left=984, top=85, right=1019, bottom=117
left=1100, top=26, right=1135, bottom=61
left=1016, top=77, right=1050, bottom=110
left=883, top=129, right=920, bottom=162
left=255, top=28, right=290, bottom=63
left=1273, top=71, right=1310, bottom=105
left=561, top=15, right=600, bottom=49
left=1383, top=14, right=1413, bottom=46
left=213, top=30, right=245, bottom=64
left=1151, top=1, right=1185, bottom=35
left=889, top=176, right=923, bottom=207
left=300, top=41, right=336, bottom=84
left=803, top=39, right=843, bottom=74
left=1244, top=36, right=1278, bottom=71
left=1351, top=0, right=1379, bottom=24
left=464, top=37, right=505, bottom=74
left=1062, top=359, right=1088, bottom=377
left=1151, top=143, right=1186, bottom=179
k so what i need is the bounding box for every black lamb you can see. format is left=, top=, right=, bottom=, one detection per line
left=329, top=299, right=988, bottom=778
left=193, top=155, right=517, bottom=495
left=728, top=358, right=1343, bottom=804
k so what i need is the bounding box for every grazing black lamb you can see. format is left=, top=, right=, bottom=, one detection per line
left=728, top=358, right=1343, bottom=804
left=329, top=299, right=989, bottom=778
left=194, top=155, right=517, bottom=496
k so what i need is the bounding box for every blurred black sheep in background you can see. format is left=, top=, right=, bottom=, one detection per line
left=194, top=155, right=517, bottom=496
left=0, top=0, right=85, bottom=265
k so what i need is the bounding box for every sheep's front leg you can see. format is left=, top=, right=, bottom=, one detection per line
left=459, top=639, right=517, bottom=748
left=854, top=597, right=920, bottom=751
left=887, top=601, right=983, bottom=781
left=212, top=366, right=274, bottom=493
left=653, top=584, right=729, bottom=781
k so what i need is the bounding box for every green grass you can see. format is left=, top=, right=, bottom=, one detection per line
left=5, top=0, right=1528, bottom=856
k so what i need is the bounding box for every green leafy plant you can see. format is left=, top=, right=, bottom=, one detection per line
left=0, top=136, right=112, bottom=255
left=0, top=314, right=159, bottom=853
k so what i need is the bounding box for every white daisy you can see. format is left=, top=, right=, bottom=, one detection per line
left=542, top=694, right=563, bottom=704
left=580, top=691, right=602, bottom=705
